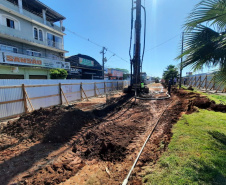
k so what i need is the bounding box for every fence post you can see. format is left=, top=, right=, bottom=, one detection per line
left=80, top=82, right=83, bottom=100
left=59, top=83, right=63, bottom=105
left=104, top=82, right=106, bottom=94
left=111, top=82, right=114, bottom=91
left=117, top=81, right=119, bottom=90
left=205, top=75, right=207, bottom=89
left=94, top=82, right=97, bottom=97
left=22, top=84, right=28, bottom=113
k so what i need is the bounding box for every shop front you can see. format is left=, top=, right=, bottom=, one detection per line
left=0, top=52, right=70, bottom=79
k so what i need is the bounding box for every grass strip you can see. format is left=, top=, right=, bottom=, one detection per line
left=143, top=109, right=226, bottom=185
left=181, top=85, right=226, bottom=104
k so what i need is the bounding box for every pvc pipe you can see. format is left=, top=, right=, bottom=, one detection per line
left=122, top=100, right=174, bottom=185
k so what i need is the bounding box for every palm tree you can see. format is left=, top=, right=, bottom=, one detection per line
left=162, top=65, right=179, bottom=84
left=177, top=0, right=226, bottom=86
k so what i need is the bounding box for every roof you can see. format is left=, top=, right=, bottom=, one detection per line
left=66, top=54, right=102, bottom=70
left=7, top=0, right=65, bottom=22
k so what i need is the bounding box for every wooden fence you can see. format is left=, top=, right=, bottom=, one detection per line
left=184, top=74, right=226, bottom=93
left=0, top=81, right=128, bottom=120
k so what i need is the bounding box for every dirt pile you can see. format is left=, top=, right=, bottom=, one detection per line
left=1, top=105, right=95, bottom=144
left=173, top=88, right=226, bottom=113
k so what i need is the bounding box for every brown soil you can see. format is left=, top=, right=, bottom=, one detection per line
left=0, top=85, right=225, bottom=185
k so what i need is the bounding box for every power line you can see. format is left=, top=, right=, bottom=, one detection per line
left=145, top=34, right=180, bottom=52
left=65, top=28, right=129, bottom=63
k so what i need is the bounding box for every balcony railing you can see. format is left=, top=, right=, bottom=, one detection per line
left=1, top=0, right=62, bottom=32
left=0, top=26, right=64, bottom=51
left=47, top=40, right=63, bottom=50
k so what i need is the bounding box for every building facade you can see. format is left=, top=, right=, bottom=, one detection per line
left=107, top=68, right=123, bottom=80
left=66, top=54, right=102, bottom=79
left=0, top=0, right=70, bottom=79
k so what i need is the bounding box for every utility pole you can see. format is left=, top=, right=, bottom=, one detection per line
left=100, top=47, right=107, bottom=80
left=179, top=32, right=184, bottom=88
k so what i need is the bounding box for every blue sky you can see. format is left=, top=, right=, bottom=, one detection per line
left=41, top=0, right=203, bottom=77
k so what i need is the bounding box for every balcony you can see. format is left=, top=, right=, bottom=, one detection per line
left=47, top=40, right=63, bottom=50
left=0, top=26, right=65, bottom=52
left=1, top=0, right=63, bottom=33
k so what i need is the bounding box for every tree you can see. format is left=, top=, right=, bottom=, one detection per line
left=162, top=65, right=179, bottom=84
left=154, top=77, right=160, bottom=83
left=50, top=69, right=68, bottom=79
left=176, top=0, right=226, bottom=86
left=114, top=68, right=129, bottom=74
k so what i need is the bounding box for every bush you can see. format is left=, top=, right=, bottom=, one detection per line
left=50, top=69, right=68, bottom=79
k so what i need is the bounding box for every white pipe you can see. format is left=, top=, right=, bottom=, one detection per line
left=122, top=100, right=174, bottom=185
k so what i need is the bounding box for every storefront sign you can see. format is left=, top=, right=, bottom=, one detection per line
left=0, top=52, right=70, bottom=70
left=112, top=70, right=123, bottom=77
left=71, top=68, right=82, bottom=74
left=79, top=57, right=94, bottom=67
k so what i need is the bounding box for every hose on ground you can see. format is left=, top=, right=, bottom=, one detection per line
left=135, top=91, right=171, bottom=100
left=122, top=100, right=174, bottom=185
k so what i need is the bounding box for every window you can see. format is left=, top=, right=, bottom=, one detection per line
left=1, top=15, right=20, bottom=30
left=33, top=27, right=44, bottom=41
left=34, top=27, right=38, bottom=40
left=47, top=54, right=61, bottom=60
left=26, top=50, right=41, bottom=57
left=6, top=18, right=15, bottom=29
left=0, top=44, right=18, bottom=53
left=47, top=33, right=62, bottom=49
left=39, top=29, right=43, bottom=41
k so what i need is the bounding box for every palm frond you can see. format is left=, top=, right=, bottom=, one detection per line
left=185, top=0, right=226, bottom=32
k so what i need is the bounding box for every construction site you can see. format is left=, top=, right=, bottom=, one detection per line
left=0, top=82, right=225, bottom=184
left=0, top=0, right=226, bottom=184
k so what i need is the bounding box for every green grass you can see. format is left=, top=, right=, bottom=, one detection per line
left=203, top=93, right=226, bottom=104
left=181, top=85, right=226, bottom=104
left=143, top=110, right=226, bottom=185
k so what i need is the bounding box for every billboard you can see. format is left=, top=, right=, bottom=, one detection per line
left=79, top=57, right=94, bottom=66
left=0, top=52, right=70, bottom=69
left=112, top=70, right=123, bottom=77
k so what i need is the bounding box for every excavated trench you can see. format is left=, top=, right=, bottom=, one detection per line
left=0, top=86, right=225, bottom=185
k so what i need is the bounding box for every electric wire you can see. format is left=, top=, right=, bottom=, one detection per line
left=145, top=34, right=180, bottom=52
left=66, top=28, right=129, bottom=63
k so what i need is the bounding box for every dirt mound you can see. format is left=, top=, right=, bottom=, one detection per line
left=1, top=105, right=95, bottom=143
left=76, top=125, right=132, bottom=162
left=173, top=88, right=226, bottom=113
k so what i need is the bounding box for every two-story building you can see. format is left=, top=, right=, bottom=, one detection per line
left=0, top=0, right=70, bottom=79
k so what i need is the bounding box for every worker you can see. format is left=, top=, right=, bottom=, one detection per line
left=141, top=82, right=144, bottom=89
left=168, top=79, right=173, bottom=95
